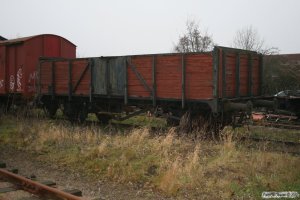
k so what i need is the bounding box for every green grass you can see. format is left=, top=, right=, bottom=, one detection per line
left=112, top=115, right=166, bottom=128
left=249, top=126, right=300, bottom=143
left=0, top=117, right=18, bottom=144
left=0, top=115, right=300, bottom=199
left=232, top=125, right=300, bottom=143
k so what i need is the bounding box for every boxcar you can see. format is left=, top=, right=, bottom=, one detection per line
left=37, top=46, right=263, bottom=124
left=0, top=34, right=76, bottom=109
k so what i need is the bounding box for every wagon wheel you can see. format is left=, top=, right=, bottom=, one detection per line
left=63, top=103, right=88, bottom=123
left=0, top=99, right=12, bottom=114
left=222, top=112, right=234, bottom=127
left=77, top=107, right=88, bottom=123
left=44, top=102, right=58, bottom=118
left=62, top=103, right=76, bottom=121
left=166, top=110, right=181, bottom=127
left=166, top=115, right=180, bottom=126
left=0, top=103, right=3, bottom=117
left=96, top=113, right=112, bottom=124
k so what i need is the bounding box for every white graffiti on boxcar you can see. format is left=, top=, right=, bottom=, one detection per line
left=17, top=67, right=23, bottom=91
left=27, top=71, right=37, bottom=92
left=28, top=71, right=37, bottom=83
left=0, top=80, right=4, bottom=89
left=9, top=75, right=15, bottom=91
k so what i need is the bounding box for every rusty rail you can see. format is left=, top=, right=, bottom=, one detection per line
left=0, top=168, right=85, bottom=200
left=252, top=112, right=300, bottom=130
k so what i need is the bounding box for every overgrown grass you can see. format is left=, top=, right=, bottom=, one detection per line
left=0, top=115, right=299, bottom=199
left=112, top=115, right=166, bottom=128
left=245, top=125, right=300, bottom=143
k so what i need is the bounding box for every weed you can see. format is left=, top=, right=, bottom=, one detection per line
left=0, top=115, right=299, bottom=199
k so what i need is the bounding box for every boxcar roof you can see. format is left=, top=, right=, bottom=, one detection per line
left=0, top=35, right=7, bottom=41
left=0, top=34, right=76, bottom=47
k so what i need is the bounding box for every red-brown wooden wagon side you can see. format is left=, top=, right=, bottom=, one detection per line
left=38, top=46, right=263, bottom=123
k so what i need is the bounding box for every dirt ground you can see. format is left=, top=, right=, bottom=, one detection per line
left=0, top=147, right=176, bottom=200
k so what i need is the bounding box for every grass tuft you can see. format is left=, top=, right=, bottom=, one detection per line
left=0, top=115, right=299, bottom=198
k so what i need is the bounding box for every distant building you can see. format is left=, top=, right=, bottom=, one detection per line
left=0, top=36, right=7, bottom=41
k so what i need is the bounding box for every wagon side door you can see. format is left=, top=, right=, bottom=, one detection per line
left=93, top=57, right=126, bottom=96
left=108, top=57, right=126, bottom=95
left=92, top=58, right=107, bottom=95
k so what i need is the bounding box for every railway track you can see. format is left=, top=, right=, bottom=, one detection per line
left=252, top=112, right=300, bottom=130
left=258, top=121, right=300, bottom=129
left=241, top=135, right=300, bottom=147
left=240, top=136, right=300, bottom=156
left=0, top=162, right=85, bottom=200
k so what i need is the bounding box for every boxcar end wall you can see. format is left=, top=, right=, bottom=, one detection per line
left=0, top=34, right=76, bottom=100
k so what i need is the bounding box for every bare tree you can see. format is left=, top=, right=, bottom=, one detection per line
left=174, top=20, right=214, bottom=53
left=232, top=26, right=279, bottom=55
left=263, top=55, right=300, bottom=94
left=232, top=26, right=300, bottom=94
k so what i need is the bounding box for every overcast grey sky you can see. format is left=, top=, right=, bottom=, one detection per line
left=1, top=0, right=300, bottom=56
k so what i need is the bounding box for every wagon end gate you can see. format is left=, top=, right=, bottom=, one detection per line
left=212, top=46, right=263, bottom=114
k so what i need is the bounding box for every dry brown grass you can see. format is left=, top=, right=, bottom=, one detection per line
left=1, top=115, right=300, bottom=199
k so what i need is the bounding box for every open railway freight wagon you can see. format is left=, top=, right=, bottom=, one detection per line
left=0, top=34, right=76, bottom=108
left=37, top=46, right=263, bottom=124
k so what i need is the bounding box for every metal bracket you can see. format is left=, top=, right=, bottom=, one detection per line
left=248, top=54, right=253, bottom=97
left=89, top=58, right=94, bottom=102
left=235, top=53, right=240, bottom=97
left=72, top=62, right=89, bottom=93
left=222, top=51, right=227, bottom=98
left=51, top=61, right=55, bottom=99
left=181, top=54, right=185, bottom=109
left=152, top=56, right=156, bottom=107
left=127, top=58, right=152, bottom=93
left=68, top=60, right=72, bottom=101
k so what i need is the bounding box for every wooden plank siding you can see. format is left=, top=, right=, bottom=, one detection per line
left=217, top=49, right=261, bottom=98
left=38, top=47, right=262, bottom=103
left=127, top=53, right=213, bottom=100
left=40, top=59, right=90, bottom=96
